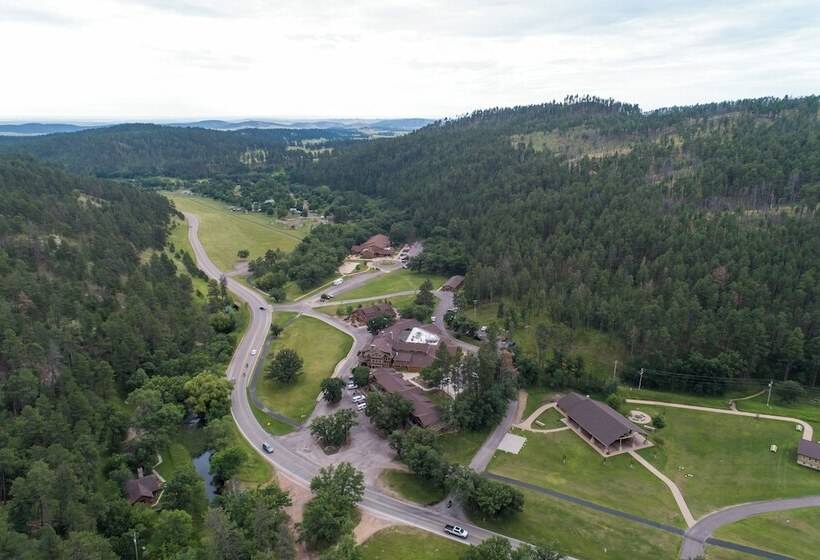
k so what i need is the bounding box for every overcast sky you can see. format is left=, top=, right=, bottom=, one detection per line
left=2, top=0, right=819, bottom=121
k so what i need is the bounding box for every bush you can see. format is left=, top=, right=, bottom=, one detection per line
left=651, top=414, right=666, bottom=429
left=775, top=380, right=806, bottom=404
left=352, top=366, right=370, bottom=387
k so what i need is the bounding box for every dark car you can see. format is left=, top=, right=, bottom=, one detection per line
left=320, top=293, right=334, bottom=301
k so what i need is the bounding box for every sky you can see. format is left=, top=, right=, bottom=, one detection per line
left=1, top=0, right=819, bottom=121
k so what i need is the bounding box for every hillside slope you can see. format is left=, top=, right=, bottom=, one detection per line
left=294, top=95, right=820, bottom=386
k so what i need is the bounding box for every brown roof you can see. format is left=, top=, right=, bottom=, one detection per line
left=798, top=439, right=820, bottom=461
left=557, top=392, right=645, bottom=447
left=353, top=234, right=391, bottom=253
left=353, top=303, right=395, bottom=322
left=125, top=474, right=162, bottom=504
left=444, top=275, right=465, bottom=290
left=371, top=368, right=441, bottom=427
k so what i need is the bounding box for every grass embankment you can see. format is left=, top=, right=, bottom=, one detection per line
left=164, top=192, right=308, bottom=271
left=336, top=270, right=447, bottom=301
left=488, top=429, right=684, bottom=527
left=533, top=407, right=565, bottom=428
left=317, top=294, right=416, bottom=318
left=379, top=470, right=446, bottom=505
left=256, top=314, right=352, bottom=422
left=712, top=507, right=820, bottom=560
left=522, top=387, right=555, bottom=419
left=637, top=406, right=818, bottom=517
left=157, top=424, right=272, bottom=487
left=474, top=487, right=682, bottom=560
left=360, top=527, right=464, bottom=560
left=438, top=427, right=492, bottom=465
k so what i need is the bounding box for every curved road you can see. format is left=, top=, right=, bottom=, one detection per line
left=679, top=495, right=820, bottom=559
left=183, top=212, right=526, bottom=548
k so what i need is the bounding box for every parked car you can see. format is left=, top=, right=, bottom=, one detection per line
left=262, top=442, right=274, bottom=454
left=444, top=525, right=468, bottom=539
left=356, top=402, right=367, bottom=411
left=351, top=394, right=366, bottom=403
left=346, top=381, right=357, bottom=390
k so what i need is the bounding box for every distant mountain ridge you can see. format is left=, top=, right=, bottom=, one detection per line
left=0, top=117, right=433, bottom=137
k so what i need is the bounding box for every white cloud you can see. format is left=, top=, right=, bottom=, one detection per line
left=0, top=0, right=818, bottom=120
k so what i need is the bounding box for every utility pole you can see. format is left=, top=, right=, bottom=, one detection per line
left=613, top=360, right=619, bottom=381
left=766, top=379, right=773, bottom=408
left=638, top=368, right=645, bottom=391
left=132, top=531, right=139, bottom=560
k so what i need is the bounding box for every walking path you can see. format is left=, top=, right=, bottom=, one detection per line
left=513, top=402, right=569, bottom=433
left=626, top=399, right=814, bottom=440
left=629, top=451, right=696, bottom=527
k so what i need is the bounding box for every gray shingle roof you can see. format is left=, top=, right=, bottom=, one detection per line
left=557, top=392, right=645, bottom=447
left=798, top=439, right=820, bottom=461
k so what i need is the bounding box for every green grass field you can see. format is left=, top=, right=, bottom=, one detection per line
left=360, top=526, right=464, bottom=560
left=439, top=427, right=492, bottom=465
left=637, top=406, right=819, bottom=517
left=522, top=387, right=555, bottom=419
left=473, top=487, right=682, bottom=560
left=712, top=507, right=820, bottom=560
left=379, top=470, right=446, bottom=505
left=335, top=270, right=448, bottom=301
left=317, top=294, right=416, bottom=317
left=164, top=192, right=308, bottom=271
left=255, top=314, right=352, bottom=422
left=488, top=429, right=684, bottom=526
left=533, top=407, right=565, bottom=428
left=249, top=399, right=296, bottom=436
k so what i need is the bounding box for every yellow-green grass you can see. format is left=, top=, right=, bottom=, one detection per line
left=703, top=546, right=754, bottom=560
left=619, top=387, right=735, bottom=409
left=335, top=270, right=448, bottom=301
left=473, top=487, right=682, bottom=560
left=379, top=470, right=446, bottom=505
left=637, top=406, right=819, bottom=517
left=360, top=527, right=464, bottom=560
left=533, top=407, right=565, bottom=428
left=256, top=315, right=352, bottom=422
left=439, top=427, right=492, bottom=465
left=229, top=423, right=275, bottom=487
left=712, top=507, right=820, bottom=560
left=471, top=303, right=626, bottom=381
left=734, top=393, right=820, bottom=434
left=249, top=399, right=296, bottom=436
left=488, top=429, right=684, bottom=527
left=522, top=388, right=555, bottom=419
left=164, top=192, right=308, bottom=271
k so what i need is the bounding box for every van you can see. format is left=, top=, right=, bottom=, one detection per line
left=332, top=278, right=344, bottom=286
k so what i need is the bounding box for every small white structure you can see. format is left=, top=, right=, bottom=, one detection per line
left=498, top=433, right=527, bottom=454
left=406, top=327, right=440, bottom=345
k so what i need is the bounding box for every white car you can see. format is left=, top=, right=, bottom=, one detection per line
left=444, top=525, right=468, bottom=539
left=332, top=278, right=344, bottom=286
left=346, top=382, right=357, bottom=390
left=250, top=348, right=258, bottom=356
left=351, top=394, right=366, bottom=403
left=356, top=402, right=367, bottom=411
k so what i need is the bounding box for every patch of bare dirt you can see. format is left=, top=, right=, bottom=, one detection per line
left=353, top=511, right=398, bottom=544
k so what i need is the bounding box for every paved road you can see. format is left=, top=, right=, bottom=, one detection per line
left=679, top=496, right=820, bottom=559
left=183, top=212, right=530, bottom=548
left=433, top=290, right=479, bottom=353
left=470, top=398, right=520, bottom=472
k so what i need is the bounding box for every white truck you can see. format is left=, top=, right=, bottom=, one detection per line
left=444, top=525, right=468, bottom=539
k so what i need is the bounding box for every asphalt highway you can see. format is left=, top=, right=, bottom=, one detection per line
left=183, top=212, right=527, bottom=549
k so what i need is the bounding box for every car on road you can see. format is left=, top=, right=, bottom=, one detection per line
left=259, top=306, right=266, bottom=310
left=262, top=442, right=274, bottom=454
left=320, top=293, right=334, bottom=301
left=251, top=348, right=258, bottom=356
left=332, top=278, right=344, bottom=286
left=444, top=525, right=468, bottom=539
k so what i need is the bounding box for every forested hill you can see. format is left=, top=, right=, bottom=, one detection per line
left=293, top=95, right=820, bottom=387
left=0, top=157, right=278, bottom=557
left=0, top=123, right=361, bottom=178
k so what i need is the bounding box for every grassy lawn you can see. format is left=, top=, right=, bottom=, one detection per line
left=164, top=192, right=308, bottom=271
left=379, top=470, right=446, bottom=505
left=439, top=427, right=492, bottom=465
left=703, top=546, right=754, bottom=560
left=522, top=387, right=555, bottom=419
left=473, top=487, right=682, bottom=560
left=249, top=399, right=296, bottom=436
left=318, top=294, right=416, bottom=318
left=230, top=423, right=275, bottom=487
left=335, top=270, right=448, bottom=301
left=712, top=507, right=820, bottom=560
left=488, top=429, right=684, bottom=526
left=619, top=387, right=736, bottom=409
left=255, top=315, right=352, bottom=422
left=360, top=526, right=464, bottom=560
left=533, top=407, right=565, bottom=428
left=637, top=406, right=819, bottom=517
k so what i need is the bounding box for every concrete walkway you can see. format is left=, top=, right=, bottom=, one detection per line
left=629, top=451, right=696, bottom=527
left=513, top=402, right=571, bottom=434
left=626, top=399, right=814, bottom=440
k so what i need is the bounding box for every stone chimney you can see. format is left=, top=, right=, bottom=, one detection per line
left=137, top=467, right=144, bottom=479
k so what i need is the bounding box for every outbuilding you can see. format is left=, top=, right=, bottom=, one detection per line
left=797, top=439, right=820, bottom=471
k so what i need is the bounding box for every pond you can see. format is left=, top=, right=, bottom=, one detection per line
left=192, top=450, right=218, bottom=502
